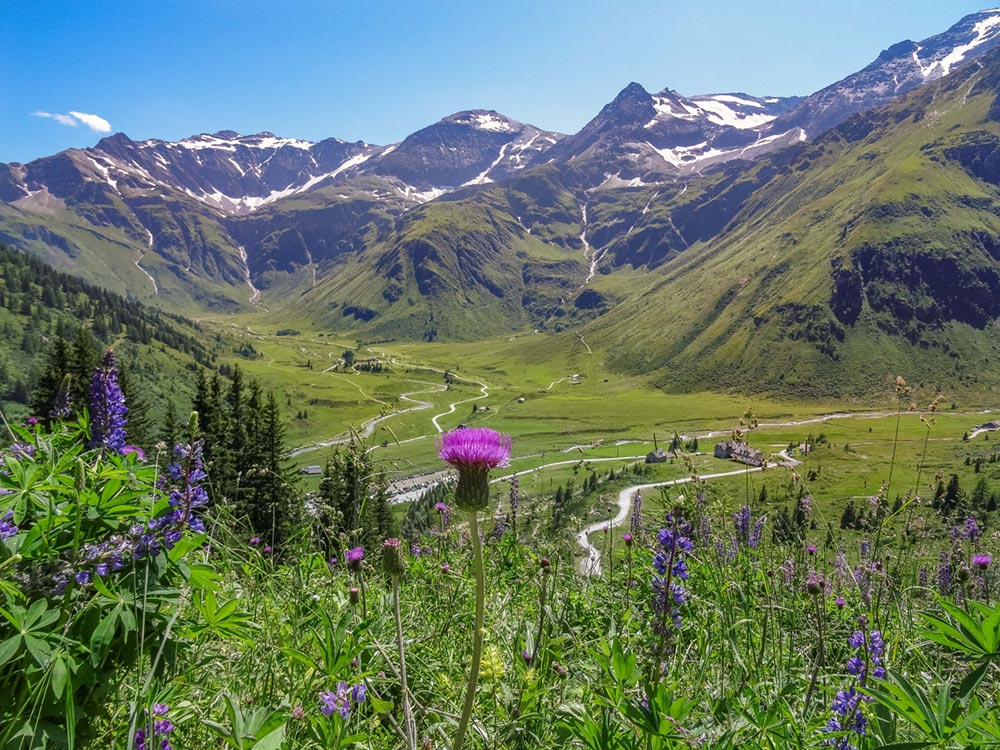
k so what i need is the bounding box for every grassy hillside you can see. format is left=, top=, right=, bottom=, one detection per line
left=0, top=242, right=215, bottom=423
left=580, top=52, right=1000, bottom=399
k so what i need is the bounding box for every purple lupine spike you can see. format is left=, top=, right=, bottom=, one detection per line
left=734, top=505, right=751, bottom=540
left=652, top=511, right=693, bottom=632
left=0, top=510, right=17, bottom=539
left=89, top=350, right=128, bottom=452
left=938, top=551, right=952, bottom=595
left=509, top=476, right=520, bottom=533
left=50, top=374, right=72, bottom=419
left=965, top=517, right=982, bottom=543
left=630, top=491, right=643, bottom=538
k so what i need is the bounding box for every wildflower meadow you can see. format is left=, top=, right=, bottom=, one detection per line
left=1, top=353, right=998, bottom=749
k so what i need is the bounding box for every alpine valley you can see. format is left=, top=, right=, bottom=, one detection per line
left=5, top=8, right=1000, bottom=399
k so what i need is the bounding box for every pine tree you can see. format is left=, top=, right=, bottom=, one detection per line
left=30, top=335, right=71, bottom=425
left=117, top=362, right=152, bottom=450
left=160, top=401, right=181, bottom=454
left=70, top=327, right=100, bottom=412
left=971, top=477, right=990, bottom=511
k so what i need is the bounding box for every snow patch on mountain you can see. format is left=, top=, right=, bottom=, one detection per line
left=687, top=98, right=777, bottom=129
left=172, top=133, right=316, bottom=151
left=937, top=13, right=1000, bottom=75
left=647, top=141, right=726, bottom=168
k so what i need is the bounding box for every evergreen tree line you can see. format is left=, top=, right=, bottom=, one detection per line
left=311, top=437, right=396, bottom=556
left=184, top=366, right=298, bottom=548
left=0, top=242, right=212, bottom=408
left=30, top=327, right=155, bottom=448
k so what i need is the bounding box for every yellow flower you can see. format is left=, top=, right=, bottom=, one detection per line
left=479, top=645, right=505, bottom=681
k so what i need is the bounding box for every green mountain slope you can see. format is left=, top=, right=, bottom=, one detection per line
left=580, top=53, right=1000, bottom=398
left=288, top=167, right=591, bottom=340
left=0, top=243, right=215, bottom=422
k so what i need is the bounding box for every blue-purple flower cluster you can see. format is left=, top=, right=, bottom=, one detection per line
left=824, top=625, right=886, bottom=750
left=0, top=509, right=17, bottom=539
left=733, top=505, right=764, bottom=550
left=89, top=350, right=128, bottom=453
left=630, top=491, right=643, bottom=538
left=73, top=440, right=208, bottom=587
left=652, top=512, right=694, bottom=631
left=319, top=681, right=367, bottom=719
left=134, top=703, right=174, bottom=750
left=164, top=440, right=209, bottom=534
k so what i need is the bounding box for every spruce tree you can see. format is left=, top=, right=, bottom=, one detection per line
left=70, top=327, right=100, bottom=412
left=30, top=335, right=71, bottom=425
left=117, top=361, right=152, bottom=450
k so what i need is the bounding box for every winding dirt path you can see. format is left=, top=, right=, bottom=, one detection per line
left=288, top=380, right=446, bottom=458
left=575, top=464, right=778, bottom=576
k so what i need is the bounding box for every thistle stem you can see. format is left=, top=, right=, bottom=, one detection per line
left=453, top=510, right=485, bottom=750
left=392, top=577, right=417, bottom=750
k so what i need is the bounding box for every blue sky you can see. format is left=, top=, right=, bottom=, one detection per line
left=1, top=0, right=994, bottom=163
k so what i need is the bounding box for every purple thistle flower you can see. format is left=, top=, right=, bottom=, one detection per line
left=973, top=553, right=992, bottom=570
left=345, top=546, right=365, bottom=572
left=438, top=427, right=512, bottom=469
left=121, top=445, right=146, bottom=461
left=89, top=350, right=128, bottom=452
left=437, top=427, right=511, bottom=511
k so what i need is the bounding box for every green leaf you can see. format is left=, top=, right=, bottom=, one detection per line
left=253, top=724, right=285, bottom=750
left=50, top=656, right=67, bottom=700
left=89, top=605, right=120, bottom=663
left=0, top=634, right=22, bottom=666
left=24, top=633, right=52, bottom=667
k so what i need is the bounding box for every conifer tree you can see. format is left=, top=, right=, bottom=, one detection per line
left=117, top=362, right=152, bottom=450
left=70, top=327, right=100, bottom=412
left=30, top=335, right=71, bottom=425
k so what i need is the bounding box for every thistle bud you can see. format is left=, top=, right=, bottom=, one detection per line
left=382, top=538, right=406, bottom=579
left=349, top=587, right=360, bottom=606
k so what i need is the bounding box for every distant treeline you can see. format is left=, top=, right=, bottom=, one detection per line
left=0, top=242, right=212, bottom=408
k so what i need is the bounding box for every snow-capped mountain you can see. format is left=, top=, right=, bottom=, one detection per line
left=368, top=110, right=563, bottom=191
left=3, top=7, right=1000, bottom=313
left=0, top=130, right=375, bottom=215
left=544, top=82, right=802, bottom=185
left=767, top=8, right=1000, bottom=138
left=0, top=112, right=563, bottom=218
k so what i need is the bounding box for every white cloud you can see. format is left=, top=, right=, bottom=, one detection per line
left=68, top=111, right=112, bottom=133
left=32, top=111, right=78, bottom=127
left=31, top=109, right=112, bottom=133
